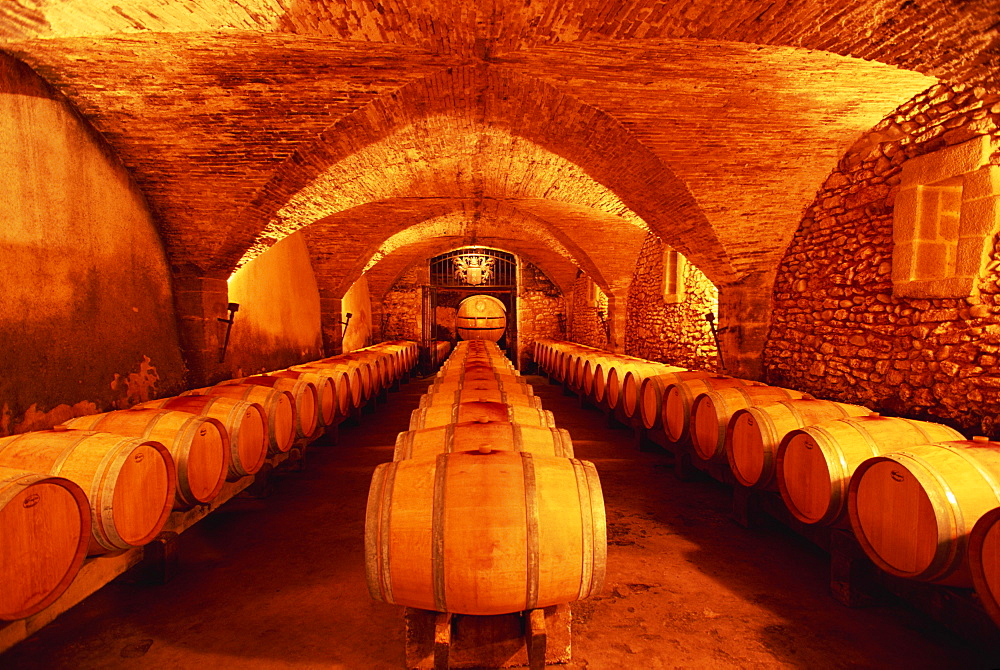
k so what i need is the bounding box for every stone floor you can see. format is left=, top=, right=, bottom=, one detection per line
left=3, top=373, right=999, bottom=669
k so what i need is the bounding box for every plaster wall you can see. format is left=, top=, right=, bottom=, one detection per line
left=341, top=275, right=374, bottom=353
left=225, top=230, right=324, bottom=375
left=0, top=55, right=185, bottom=435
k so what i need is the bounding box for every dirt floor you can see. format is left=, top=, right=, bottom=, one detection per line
left=3, top=373, right=999, bottom=669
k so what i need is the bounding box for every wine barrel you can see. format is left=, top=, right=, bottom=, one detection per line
left=969, top=506, right=1000, bottom=628
left=64, top=409, right=228, bottom=508
left=394, top=421, right=573, bottom=460
left=0, top=429, right=175, bottom=554
left=456, top=295, right=507, bottom=342
left=621, top=364, right=684, bottom=418
left=365, top=451, right=606, bottom=614
left=136, top=395, right=267, bottom=481
left=271, top=368, right=346, bottom=425
left=327, top=354, right=383, bottom=396
left=726, top=399, right=870, bottom=488
left=592, top=360, right=625, bottom=407
left=777, top=415, right=964, bottom=526
left=218, top=376, right=318, bottom=440
left=847, top=437, right=1000, bottom=586
left=184, top=385, right=296, bottom=456
left=294, top=362, right=363, bottom=410
left=662, top=376, right=763, bottom=445
left=436, top=369, right=521, bottom=385
left=427, top=378, right=534, bottom=397
left=409, top=402, right=555, bottom=431
left=0, top=467, right=90, bottom=621
left=419, top=389, right=543, bottom=409
left=638, top=371, right=711, bottom=431
left=583, top=356, right=623, bottom=401
left=312, top=357, right=375, bottom=400
left=690, top=386, right=810, bottom=463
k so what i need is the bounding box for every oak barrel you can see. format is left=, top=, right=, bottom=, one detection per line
left=136, top=395, right=267, bottom=481
left=271, top=368, right=345, bottom=424
left=219, top=376, right=318, bottom=440
left=0, top=430, right=175, bottom=554
left=294, top=362, right=363, bottom=409
left=426, top=377, right=534, bottom=397
left=313, top=357, right=375, bottom=400
left=394, top=421, right=573, bottom=460
left=776, top=415, right=964, bottom=526
left=969, top=506, right=1000, bottom=628
left=419, top=389, right=543, bottom=409
left=64, top=408, right=228, bottom=508
left=621, top=363, right=684, bottom=418
left=690, top=385, right=809, bottom=462
left=409, top=402, right=555, bottom=431
left=0, top=467, right=90, bottom=620
left=365, top=451, right=606, bottom=614
left=662, top=376, right=763, bottom=445
left=726, top=398, right=870, bottom=488
left=456, top=295, right=507, bottom=342
left=638, top=371, right=713, bottom=431
left=184, top=385, right=296, bottom=455
left=848, top=438, right=1000, bottom=586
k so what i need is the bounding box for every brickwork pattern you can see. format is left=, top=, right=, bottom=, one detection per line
left=764, top=83, right=1000, bottom=435
left=626, top=234, right=720, bottom=371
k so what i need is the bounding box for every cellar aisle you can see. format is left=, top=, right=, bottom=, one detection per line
left=1, top=373, right=997, bottom=669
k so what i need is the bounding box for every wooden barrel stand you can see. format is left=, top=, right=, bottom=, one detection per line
left=404, top=604, right=571, bottom=670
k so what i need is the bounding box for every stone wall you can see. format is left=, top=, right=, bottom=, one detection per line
left=382, top=268, right=423, bottom=343
left=764, top=83, right=1000, bottom=435
left=626, top=235, right=721, bottom=371
left=0, top=53, right=186, bottom=435
left=226, top=231, right=324, bottom=376
left=568, top=274, right=610, bottom=350
left=517, top=263, right=566, bottom=368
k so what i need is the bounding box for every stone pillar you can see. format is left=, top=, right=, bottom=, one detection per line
left=716, top=271, right=776, bottom=381
left=319, top=294, right=344, bottom=356
left=173, top=274, right=231, bottom=387
left=605, top=289, right=629, bottom=353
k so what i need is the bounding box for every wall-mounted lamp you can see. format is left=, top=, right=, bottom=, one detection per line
left=341, top=312, right=353, bottom=338
left=218, top=302, right=240, bottom=363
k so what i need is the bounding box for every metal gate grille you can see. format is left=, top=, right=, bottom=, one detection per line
left=429, top=247, right=517, bottom=287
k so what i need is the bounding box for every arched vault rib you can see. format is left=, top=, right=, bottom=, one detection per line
left=217, top=65, right=732, bottom=283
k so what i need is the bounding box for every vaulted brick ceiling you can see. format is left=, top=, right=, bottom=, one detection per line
left=3, top=0, right=995, bottom=294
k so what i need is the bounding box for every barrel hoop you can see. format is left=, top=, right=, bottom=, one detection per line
left=572, top=458, right=595, bottom=600
left=802, top=423, right=853, bottom=488
left=378, top=462, right=397, bottom=604
left=364, top=463, right=388, bottom=601
left=506, top=405, right=516, bottom=423
left=432, top=453, right=449, bottom=612
left=779, top=400, right=806, bottom=427
left=584, top=459, right=607, bottom=597
left=522, top=452, right=540, bottom=611
left=444, top=424, right=455, bottom=454
left=92, top=437, right=139, bottom=551
left=939, top=444, right=1000, bottom=501
left=512, top=424, right=524, bottom=453
left=845, top=417, right=886, bottom=459
left=451, top=403, right=461, bottom=425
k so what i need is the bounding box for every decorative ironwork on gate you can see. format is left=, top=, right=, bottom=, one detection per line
left=430, top=247, right=517, bottom=287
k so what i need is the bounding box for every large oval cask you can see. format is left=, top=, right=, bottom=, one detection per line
left=184, top=385, right=296, bottom=455
left=662, top=376, right=764, bottom=445
left=777, top=415, right=964, bottom=526
left=0, top=430, right=175, bottom=554
left=136, top=395, right=267, bottom=481
left=64, top=409, right=228, bottom=508
left=409, top=402, right=555, bottom=431
left=727, top=399, right=870, bottom=488
left=365, top=451, right=606, bottom=614
left=419, top=389, right=543, bottom=409
left=690, top=386, right=809, bottom=462
left=848, top=438, right=1000, bottom=586
left=394, top=421, right=573, bottom=461
left=969, top=506, right=1000, bottom=628
left=456, top=295, right=507, bottom=342
left=0, top=468, right=90, bottom=621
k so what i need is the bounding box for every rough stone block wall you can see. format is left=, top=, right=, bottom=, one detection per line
left=625, top=234, right=721, bottom=371
left=569, top=275, right=610, bottom=350
left=517, top=263, right=566, bottom=368
left=764, top=83, right=1000, bottom=435
left=381, top=268, right=423, bottom=343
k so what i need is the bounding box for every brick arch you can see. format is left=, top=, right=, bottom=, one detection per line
left=214, top=64, right=734, bottom=283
